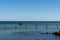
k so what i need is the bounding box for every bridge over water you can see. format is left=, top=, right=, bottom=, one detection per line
left=0, top=21, right=60, bottom=33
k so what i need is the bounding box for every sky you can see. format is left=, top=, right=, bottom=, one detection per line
left=0, top=0, right=60, bottom=21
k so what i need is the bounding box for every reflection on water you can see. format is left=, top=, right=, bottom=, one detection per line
left=0, top=29, right=60, bottom=40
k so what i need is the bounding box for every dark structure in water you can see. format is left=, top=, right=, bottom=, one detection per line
left=0, top=21, right=60, bottom=32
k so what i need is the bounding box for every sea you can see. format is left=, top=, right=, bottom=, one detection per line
left=0, top=21, right=60, bottom=40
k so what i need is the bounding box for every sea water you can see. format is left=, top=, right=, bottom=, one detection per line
left=0, top=29, right=60, bottom=40
left=0, top=22, right=60, bottom=40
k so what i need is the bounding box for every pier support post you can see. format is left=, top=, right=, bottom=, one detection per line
left=46, top=24, right=48, bottom=29
left=36, top=24, right=37, bottom=31
left=25, top=25, right=27, bottom=29
left=19, top=23, right=22, bottom=32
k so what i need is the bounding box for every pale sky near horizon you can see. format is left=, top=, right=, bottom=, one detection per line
left=0, top=0, right=60, bottom=21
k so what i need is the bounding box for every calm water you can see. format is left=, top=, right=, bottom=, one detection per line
left=0, top=21, right=60, bottom=40
left=0, top=29, right=60, bottom=40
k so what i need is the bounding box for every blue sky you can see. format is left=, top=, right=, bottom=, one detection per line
left=0, top=0, right=60, bottom=21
